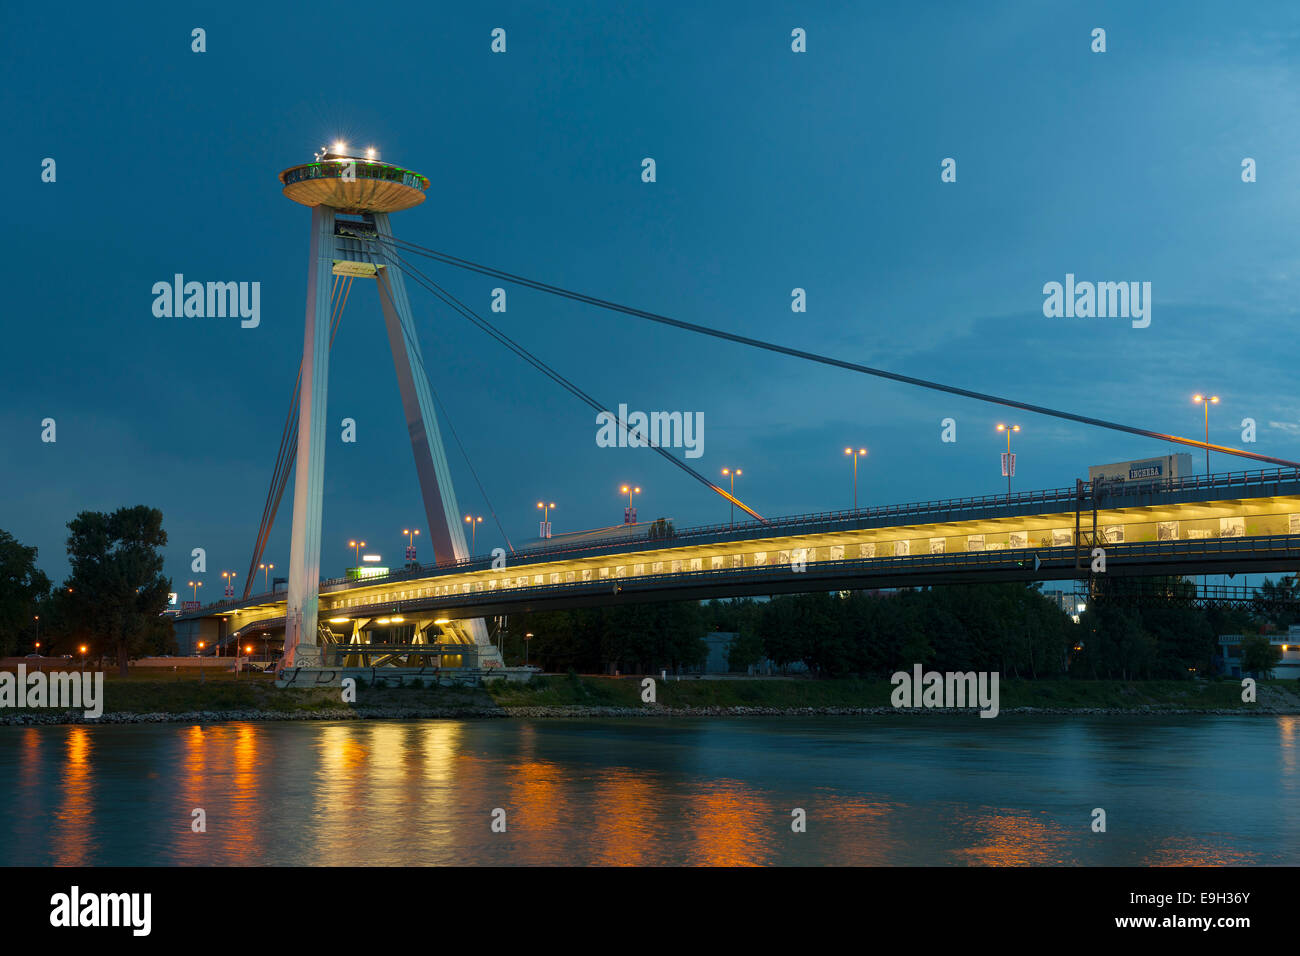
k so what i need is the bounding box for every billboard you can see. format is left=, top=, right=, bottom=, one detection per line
left=1088, top=454, right=1192, bottom=485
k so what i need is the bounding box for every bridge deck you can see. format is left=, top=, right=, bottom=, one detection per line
left=179, top=468, right=1300, bottom=642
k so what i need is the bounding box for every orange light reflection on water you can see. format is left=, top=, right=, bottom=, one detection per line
left=49, top=726, right=93, bottom=866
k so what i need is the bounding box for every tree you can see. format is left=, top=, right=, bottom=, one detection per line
left=65, top=506, right=172, bottom=676
left=1240, top=634, right=1281, bottom=677
left=0, top=530, right=51, bottom=656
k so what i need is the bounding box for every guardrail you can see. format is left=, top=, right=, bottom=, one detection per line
left=192, top=467, right=1300, bottom=617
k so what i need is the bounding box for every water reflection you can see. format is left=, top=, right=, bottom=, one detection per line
left=50, top=727, right=93, bottom=866
left=0, top=716, right=1295, bottom=866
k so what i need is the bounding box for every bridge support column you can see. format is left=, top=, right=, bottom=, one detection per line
left=283, top=205, right=337, bottom=668
left=372, top=212, right=498, bottom=665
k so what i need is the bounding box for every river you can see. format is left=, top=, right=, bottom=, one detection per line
left=1, top=715, right=1295, bottom=865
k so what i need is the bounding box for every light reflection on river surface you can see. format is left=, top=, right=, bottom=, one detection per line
left=0, top=716, right=1294, bottom=866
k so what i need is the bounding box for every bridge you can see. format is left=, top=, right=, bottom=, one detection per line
left=177, top=466, right=1300, bottom=663
left=192, top=143, right=1300, bottom=679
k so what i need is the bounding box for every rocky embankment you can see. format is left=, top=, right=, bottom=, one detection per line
left=3, top=701, right=1299, bottom=725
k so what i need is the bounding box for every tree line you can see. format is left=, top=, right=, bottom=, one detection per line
left=509, top=578, right=1287, bottom=679
left=0, top=507, right=174, bottom=676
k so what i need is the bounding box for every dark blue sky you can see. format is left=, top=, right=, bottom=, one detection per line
left=4, top=1, right=1299, bottom=591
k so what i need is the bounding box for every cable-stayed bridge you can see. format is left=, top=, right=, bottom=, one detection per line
left=175, top=143, right=1300, bottom=677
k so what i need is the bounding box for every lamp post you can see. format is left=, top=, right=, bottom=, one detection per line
left=197, top=641, right=205, bottom=684
left=525, top=632, right=534, bottom=668
left=843, top=448, right=867, bottom=512
left=259, top=562, right=274, bottom=591
left=188, top=580, right=202, bottom=603
left=348, top=540, right=366, bottom=566
left=464, top=515, right=483, bottom=552
left=261, top=632, right=268, bottom=662
left=721, top=468, right=742, bottom=528
left=221, top=570, right=237, bottom=601
left=402, top=528, right=420, bottom=565
left=1192, top=394, right=1220, bottom=476
left=621, top=485, right=641, bottom=524
left=79, top=644, right=88, bottom=672
left=536, top=501, right=556, bottom=539
left=995, top=424, right=1021, bottom=496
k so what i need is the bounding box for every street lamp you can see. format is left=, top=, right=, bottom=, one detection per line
left=188, top=580, right=202, bottom=602
left=197, top=641, right=205, bottom=683
left=221, top=570, right=237, bottom=600
left=525, top=632, right=534, bottom=668
left=536, top=502, right=556, bottom=539
left=843, top=448, right=867, bottom=512
left=348, top=540, right=367, bottom=566
left=721, top=468, right=742, bottom=528
left=464, top=515, right=483, bottom=552
left=995, top=424, right=1021, bottom=496
left=620, top=485, right=641, bottom=524
left=79, top=644, right=88, bottom=671
left=401, top=528, right=421, bottom=565
left=1192, top=394, right=1220, bottom=476
left=259, top=562, right=274, bottom=591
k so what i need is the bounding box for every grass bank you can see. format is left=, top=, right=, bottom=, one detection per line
left=2, top=671, right=1295, bottom=721
left=486, top=675, right=1288, bottom=711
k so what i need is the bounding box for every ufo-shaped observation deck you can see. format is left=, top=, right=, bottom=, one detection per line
left=279, top=156, right=430, bottom=214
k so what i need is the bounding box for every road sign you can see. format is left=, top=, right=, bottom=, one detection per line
left=1001, top=452, right=1016, bottom=477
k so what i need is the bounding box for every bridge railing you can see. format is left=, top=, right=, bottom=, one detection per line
left=193, top=466, right=1300, bottom=615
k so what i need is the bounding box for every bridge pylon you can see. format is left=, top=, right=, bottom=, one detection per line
left=277, top=144, right=500, bottom=670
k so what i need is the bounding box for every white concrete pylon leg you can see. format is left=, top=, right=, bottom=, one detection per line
left=372, top=213, right=469, bottom=567
left=283, top=205, right=337, bottom=668
left=371, top=213, right=497, bottom=661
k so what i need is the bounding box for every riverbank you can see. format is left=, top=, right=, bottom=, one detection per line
left=1, top=674, right=1297, bottom=724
